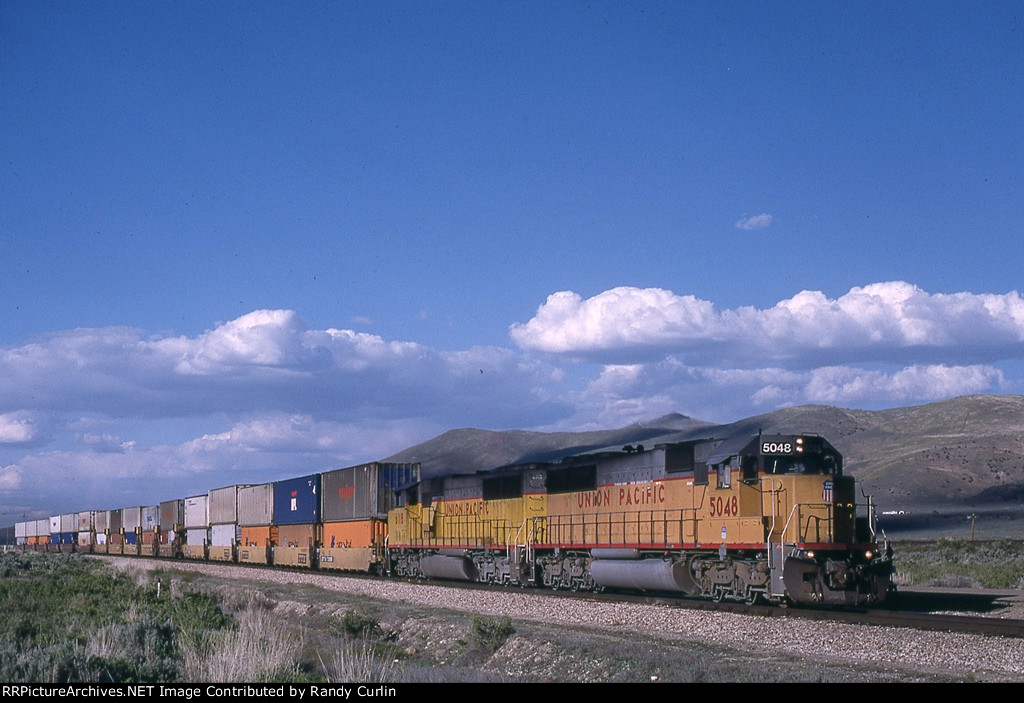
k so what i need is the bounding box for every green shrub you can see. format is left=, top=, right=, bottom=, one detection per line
left=471, top=615, right=514, bottom=652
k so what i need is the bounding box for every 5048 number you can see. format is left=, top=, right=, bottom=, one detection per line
left=709, top=495, right=738, bottom=517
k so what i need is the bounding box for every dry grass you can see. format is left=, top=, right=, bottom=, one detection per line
left=180, top=607, right=301, bottom=682
left=318, top=639, right=395, bottom=683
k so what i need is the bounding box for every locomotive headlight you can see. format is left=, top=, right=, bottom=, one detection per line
left=805, top=550, right=815, bottom=559
left=796, top=437, right=804, bottom=453
left=864, top=550, right=874, bottom=560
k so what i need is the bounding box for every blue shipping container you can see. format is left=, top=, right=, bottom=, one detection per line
left=124, top=532, right=138, bottom=545
left=59, top=532, right=75, bottom=544
left=273, top=474, right=320, bottom=525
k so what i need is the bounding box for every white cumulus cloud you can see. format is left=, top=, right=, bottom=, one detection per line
left=0, top=413, right=37, bottom=444
left=735, top=213, right=774, bottom=230
left=510, top=282, right=1024, bottom=368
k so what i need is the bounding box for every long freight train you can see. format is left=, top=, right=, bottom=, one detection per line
left=12, top=433, right=894, bottom=607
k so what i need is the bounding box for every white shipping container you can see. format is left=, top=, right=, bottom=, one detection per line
left=60, top=513, right=76, bottom=532
left=49, top=515, right=60, bottom=534
left=184, top=496, right=209, bottom=529
left=122, top=506, right=142, bottom=532
left=15, top=521, right=27, bottom=538
left=185, top=527, right=208, bottom=546
left=210, top=523, right=236, bottom=547
left=34, top=519, right=49, bottom=537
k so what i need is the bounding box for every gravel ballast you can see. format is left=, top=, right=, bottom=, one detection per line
left=105, top=557, right=1024, bottom=682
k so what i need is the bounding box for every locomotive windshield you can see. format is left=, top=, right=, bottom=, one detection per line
left=757, top=436, right=843, bottom=476
left=762, top=452, right=841, bottom=476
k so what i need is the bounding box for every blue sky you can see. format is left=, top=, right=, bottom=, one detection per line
left=2, top=2, right=1023, bottom=519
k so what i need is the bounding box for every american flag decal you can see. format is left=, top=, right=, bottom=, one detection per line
left=822, top=480, right=834, bottom=503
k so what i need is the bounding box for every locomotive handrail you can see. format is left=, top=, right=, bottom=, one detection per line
left=761, top=476, right=782, bottom=570
left=542, top=507, right=696, bottom=547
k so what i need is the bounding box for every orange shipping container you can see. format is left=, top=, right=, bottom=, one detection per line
left=240, top=525, right=277, bottom=547
left=321, top=520, right=385, bottom=549
left=277, top=523, right=317, bottom=548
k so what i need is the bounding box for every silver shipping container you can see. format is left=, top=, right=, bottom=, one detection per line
left=319, top=462, right=419, bottom=521
left=209, top=485, right=246, bottom=525
left=15, top=521, right=27, bottom=539
left=238, top=483, right=274, bottom=527
left=60, top=513, right=76, bottom=532
left=35, top=518, right=50, bottom=536
left=142, top=505, right=159, bottom=532
left=210, top=523, right=237, bottom=547
left=94, top=511, right=109, bottom=533
left=185, top=527, right=208, bottom=546
left=184, top=495, right=209, bottom=529
left=49, top=515, right=60, bottom=534
left=122, top=506, right=142, bottom=532
left=159, top=499, right=185, bottom=531
left=77, top=511, right=96, bottom=533
left=322, top=465, right=377, bottom=522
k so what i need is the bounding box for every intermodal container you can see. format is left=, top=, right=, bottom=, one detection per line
left=159, top=499, right=185, bottom=540
left=185, top=527, right=208, bottom=546
left=184, top=495, right=208, bottom=529
left=273, top=474, right=320, bottom=526
left=141, top=506, right=159, bottom=533
left=122, top=506, right=142, bottom=534
left=322, top=462, right=420, bottom=521
left=240, top=525, right=275, bottom=547
left=238, top=484, right=274, bottom=527
left=322, top=465, right=376, bottom=521
left=322, top=520, right=383, bottom=549
left=210, top=485, right=246, bottom=525
left=77, top=511, right=96, bottom=533
left=276, top=523, right=317, bottom=548
left=210, top=523, right=237, bottom=547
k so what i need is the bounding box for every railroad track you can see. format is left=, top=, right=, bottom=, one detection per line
left=96, top=554, right=1024, bottom=640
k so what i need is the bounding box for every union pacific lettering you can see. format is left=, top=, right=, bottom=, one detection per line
left=574, top=483, right=667, bottom=509
left=576, top=488, right=612, bottom=509
left=618, top=483, right=666, bottom=507
left=440, top=499, right=490, bottom=517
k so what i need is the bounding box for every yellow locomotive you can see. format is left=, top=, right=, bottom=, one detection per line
left=387, top=433, right=894, bottom=606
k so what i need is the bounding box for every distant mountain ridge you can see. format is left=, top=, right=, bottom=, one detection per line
left=386, top=395, right=1024, bottom=514
left=385, top=412, right=712, bottom=475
